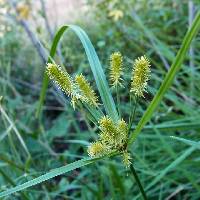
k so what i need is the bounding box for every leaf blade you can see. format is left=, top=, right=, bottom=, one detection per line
left=36, top=25, right=118, bottom=121
left=0, top=158, right=93, bottom=198
left=129, top=12, right=200, bottom=145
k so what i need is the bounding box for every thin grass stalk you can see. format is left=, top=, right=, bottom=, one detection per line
left=130, top=164, right=148, bottom=200
left=116, top=85, right=121, bottom=118
left=128, top=96, right=138, bottom=134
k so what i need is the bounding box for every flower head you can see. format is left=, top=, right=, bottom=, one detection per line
left=99, top=116, right=117, bottom=137
left=46, top=63, right=73, bottom=95
left=108, top=9, right=124, bottom=21
left=75, top=74, right=99, bottom=107
left=46, top=63, right=83, bottom=109
left=122, top=151, right=132, bottom=168
left=130, top=56, right=151, bottom=97
left=109, top=52, right=123, bottom=86
left=87, top=142, right=106, bottom=157
left=98, top=116, right=128, bottom=147
left=88, top=115, right=131, bottom=167
left=117, top=119, right=128, bottom=144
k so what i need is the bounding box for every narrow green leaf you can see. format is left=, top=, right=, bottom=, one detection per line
left=0, top=152, right=119, bottom=197
left=171, top=136, right=200, bottom=150
left=0, top=158, right=93, bottom=198
left=133, top=121, right=200, bottom=132
left=146, top=146, right=195, bottom=190
left=36, top=26, right=67, bottom=118
left=129, top=12, right=200, bottom=145
left=36, top=25, right=118, bottom=121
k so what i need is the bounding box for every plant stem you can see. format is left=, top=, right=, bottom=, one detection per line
left=128, top=96, right=138, bottom=134
left=130, top=164, right=148, bottom=200
left=116, top=85, right=121, bottom=118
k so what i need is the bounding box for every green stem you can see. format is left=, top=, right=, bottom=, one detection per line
left=80, top=102, right=99, bottom=125
left=128, top=94, right=132, bottom=124
left=116, top=85, right=121, bottom=118
left=130, top=164, right=148, bottom=200
left=128, top=96, right=138, bottom=134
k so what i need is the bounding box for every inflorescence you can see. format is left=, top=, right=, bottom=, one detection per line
left=46, top=63, right=98, bottom=109
left=75, top=74, right=99, bottom=107
left=88, top=116, right=131, bottom=167
left=46, top=53, right=151, bottom=168
left=109, top=52, right=123, bottom=87
left=130, top=55, right=151, bottom=97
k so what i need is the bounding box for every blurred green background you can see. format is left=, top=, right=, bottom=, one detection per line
left=0, top=0, right=200, bottom=199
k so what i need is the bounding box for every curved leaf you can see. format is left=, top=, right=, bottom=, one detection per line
left=0, top=158, right=93, bottom=197
left=37, top=25, right=118, bottom=121
left=129, top=12, right=200, bottom=145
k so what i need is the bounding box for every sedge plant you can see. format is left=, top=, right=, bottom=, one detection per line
left=46, top=53, right=151, bottom=199
left=1, top=11, right=200, bottom=198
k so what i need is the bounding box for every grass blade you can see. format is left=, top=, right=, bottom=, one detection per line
left=0, top=158, right=93, bottom=198
left=0, top=152, right=119, bottom=197
left=36, top=26, right=67, bottom=118
left=0, top=104, right=30, bottom=157
left=37, top=25, right=118, bottom=121
left=146, top=146, right=195, bottom=190
left=171, top=136, right=200, bottom=149
left=129, top=12, right=200, bottom=145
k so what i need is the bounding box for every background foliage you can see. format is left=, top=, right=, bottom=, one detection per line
left=0, top=0, right=200, bottom=199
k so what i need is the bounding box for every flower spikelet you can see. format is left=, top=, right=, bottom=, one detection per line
left=118, top=119, right=128, bottom=136
left=99, top=116, right=117, bottom=137
left=117, top=119, right=128, bottom=144
left=75, top=74, right=99, bottom=107
left=87, top=142, right=106, bottom=157
left=122, top=151, right=132, bottom=168
left=46, top=63, right=73, bottom=95
left=130, top=55, right=151, bottom=97
left=88, top=115, right=131, bottom=167
left=109, top=52, right=123, bottom=86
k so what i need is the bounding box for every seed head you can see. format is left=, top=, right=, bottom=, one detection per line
left=75, top=74, right=99, bottom=107
left=122, top=151, right=132, bottom=168
left=117, top=119, right=128, bottom=144
left=87, top=142, right=106, bottom=157
left=99, top=116, right=117, bottom=136
left=130, top=56, right=151, bottom=97
left=88, top=116, right=131, bottom=167
left=46, top=63, right=73, bottom=95
left=118, top=119, right=128, bottom=136
left=46, top=63, right=83, bottom=109
left=109, top=52, right=123, bottom=86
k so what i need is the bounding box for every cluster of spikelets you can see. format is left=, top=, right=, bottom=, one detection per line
left=87, top=116, right=132, bottom=168
left=46, top=53, right=151, bottom=168
left=109, top=53, right=150, bottom=98
left=46, top=63, right=99, bottom=109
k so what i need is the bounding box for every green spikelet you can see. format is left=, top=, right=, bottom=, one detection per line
left=46, top=63, right=73, bottom=96
left=88, top=115, right=131, bottom=167
left=99, top=116, right=118, bottom=137
left=109, top=52, right=123, bottom=86
left=117, top=119, right=128, bottom=146
left=130, top=55, right=151, bottom=97
left=122, top=151, right=132, bottom=168
left=87, top=141, right=107, bottom=157
left=46, top=63, right=83, bottom=109
left=75, top=74, right=99, bottom=107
